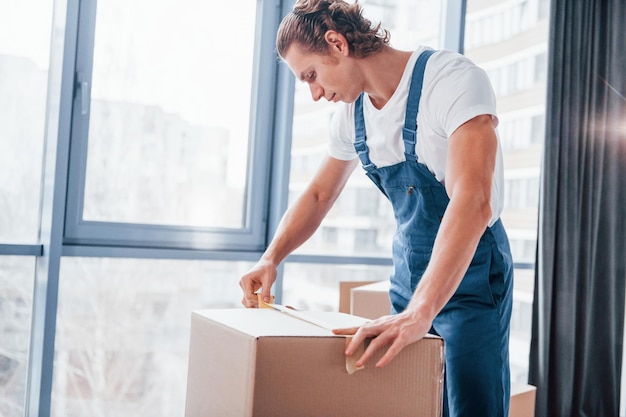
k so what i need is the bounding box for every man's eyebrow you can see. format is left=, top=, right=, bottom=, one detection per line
left=297, top=67, right=313, bottom=82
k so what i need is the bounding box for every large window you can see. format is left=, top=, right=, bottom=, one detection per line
left=288, top=0, right=443, bottom=260
left=0, top=0, right=51, bottom=244
left=0, top=257, right=37, bottom=417
left=82, top=1, right=254, bottom=228
left=64, top=0, right=274, bottom=251
left=284, top=0, right=549, bottom=387
left=51, top=258, right=251, bottom=417
left=283, top=263, right=393, bottom=310
left=0, top=1, right=53, bottom=416
left=3, top=1, right=284, bottom=416
left=465, top=0, right=549, bottom=383
left=3, top=1, right=549, bottom=415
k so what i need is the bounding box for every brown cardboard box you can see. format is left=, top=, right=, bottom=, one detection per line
left=350, top=280, right=391, bottom=319
left=509, top=383, right=536, bottom=417
left=185, top=308, right=444, bottom=417
left=345, top=281, right=537, bottom=416
left=338, top=280, right=378, bottom=313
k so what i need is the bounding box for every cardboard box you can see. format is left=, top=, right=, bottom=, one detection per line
left=338, top=280, right=378, bottom=314
left=185, top=308, right=444, bottom=417
left=509, top=383, right=536, bottom=417
left=344, top=281, right=537, bottom=417
left=350, top=280, right=391, bottom=319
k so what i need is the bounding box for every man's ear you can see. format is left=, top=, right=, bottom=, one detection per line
left=324, top=30, right=349, bottom=55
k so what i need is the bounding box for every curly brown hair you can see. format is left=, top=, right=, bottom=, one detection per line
left=276, top=0, right=390, bottom=59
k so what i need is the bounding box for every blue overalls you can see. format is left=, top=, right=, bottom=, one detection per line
left=353, top=50, right=514, bottom=417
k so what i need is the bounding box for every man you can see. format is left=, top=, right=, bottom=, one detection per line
left=240, top=1, right=514, bottom=416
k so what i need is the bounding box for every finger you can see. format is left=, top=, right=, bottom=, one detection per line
left=355, top=331, right=394, bottom=367
left=239, top=277, right=261, bottom=308
left=374, top=337, right=408, bottom=368
left=344, top=327, right=370, bottom=356
left=241, top=293, right=259, bottom=308
left=240, top=278, right=260, bottom=296
left=344, top=323, right=385, bottom=356
left=346, top=317, right=386, bottom=356
left=261, top=286, right=272, bottom=303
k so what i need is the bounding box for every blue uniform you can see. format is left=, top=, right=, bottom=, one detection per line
left=353, top=50, right=514, bottom=417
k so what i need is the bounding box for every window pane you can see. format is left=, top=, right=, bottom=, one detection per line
left=83, top=0, right=256, bottom=228
left=0, top=1, right=52, bottom=243
left=282, top=263, right=393, bottom=311
left=509, top=267, right=535, bottom=382
left=465, top=0, right=550, bottom=384
left=289, top=0, right=444, bottom=257
left=51, top=257, right=251, bottom=417
left=0, top=256, right=36, bottom=417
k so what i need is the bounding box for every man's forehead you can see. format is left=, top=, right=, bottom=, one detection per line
left=283, top=46, right=314, bottom=81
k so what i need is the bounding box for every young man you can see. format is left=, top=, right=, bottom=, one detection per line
left=239, top=1, right=514, bottom=416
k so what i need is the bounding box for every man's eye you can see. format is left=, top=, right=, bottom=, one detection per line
left=307, top=72, right=316, bottom=81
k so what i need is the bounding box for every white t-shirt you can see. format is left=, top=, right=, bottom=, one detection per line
left=328, top=47, right=504, bottom=226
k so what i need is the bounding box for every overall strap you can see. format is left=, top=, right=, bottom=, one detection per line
left=353, top=93, right=376, bottom=172
left=353, top=49, right=437, bottom=170
left=403, top=49, right=436, bottom=162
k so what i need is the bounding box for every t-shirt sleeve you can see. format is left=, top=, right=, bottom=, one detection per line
left=424, top=51, right=498, bottom=137
left=328, top=103, right=358, bottom=161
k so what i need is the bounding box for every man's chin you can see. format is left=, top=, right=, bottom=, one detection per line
left=344, top=94, right=361, bottom=104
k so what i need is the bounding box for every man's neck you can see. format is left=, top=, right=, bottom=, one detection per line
left=362, top=47, right=413, bottom=109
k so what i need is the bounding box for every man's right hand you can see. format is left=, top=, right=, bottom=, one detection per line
left=239, top=260, right=277, bottom=308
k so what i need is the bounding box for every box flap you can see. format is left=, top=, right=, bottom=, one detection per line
left=192, top=309, right=368, bottom=338
left=351, top=280, right=390, bottom=293
left=339, top=281, right=379, bottom=313
left=266, top=306, right=370, bottom=330
left=350, top=280, right=392, bottom=319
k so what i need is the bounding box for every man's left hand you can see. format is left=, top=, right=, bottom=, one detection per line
left=332, top=310, right=432, bottom=368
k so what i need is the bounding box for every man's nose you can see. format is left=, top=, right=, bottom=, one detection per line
left=309, top=83, right=323, bottom=101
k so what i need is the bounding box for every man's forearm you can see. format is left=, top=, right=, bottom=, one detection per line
left=407, top=191, right=492, bottom=321
left=260, top=190, right=335, bottom=266
left=260, top=156, right=358, bottom=267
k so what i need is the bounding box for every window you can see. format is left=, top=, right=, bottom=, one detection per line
left=64, top=0, right=274, bottom=251
left=466, top=0, right=549, bottom=384
left=282, top=0, right=444, bottom=308
left=465, top=0, right=534, bottom=49
left=287, top=0, right=443, bottom=262
left=0, top=1, right=51, bottom=243
left=6, top=1, right=284, bottom=416
left=50, top=257, right=252, bottom=416
left=282, top=263, right=394, bottom=311
left=531, top=114, right=546, bottom=145
left=5, top=1, right=549, bottom=415
left=0, top=1, right=53, bottom=416
left=0, top=257, right=37, bottom=417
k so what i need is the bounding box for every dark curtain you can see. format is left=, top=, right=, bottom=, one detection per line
left=529, top=0, right=626, bottom=416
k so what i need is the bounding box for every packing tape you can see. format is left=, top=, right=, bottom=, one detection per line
left=257, top=293, right=366, bottom=374
left=257, top=293, right=275, bottom=308
left=345, top=337, right=365, bottom=375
